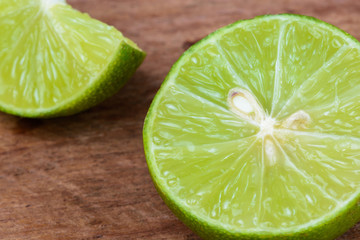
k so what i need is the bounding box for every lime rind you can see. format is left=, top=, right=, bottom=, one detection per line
left=143, top=14, right=360, bottom=239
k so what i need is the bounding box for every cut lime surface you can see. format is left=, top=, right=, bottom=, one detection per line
left=143, top=15, right=360, bottom=239
left=0, top=0, right=145, bottom=118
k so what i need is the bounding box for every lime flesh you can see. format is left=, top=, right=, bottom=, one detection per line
left=144, top=15, right=360, bottom=239
left=0, top=0, right=145, bottom=117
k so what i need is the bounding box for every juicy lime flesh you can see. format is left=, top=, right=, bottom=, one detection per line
left=0, top=0, right=123, bottom=111
left=146, top=15, right=360, bottom=232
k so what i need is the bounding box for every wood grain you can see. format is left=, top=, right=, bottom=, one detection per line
left=0, top=0, right=359, bottom=239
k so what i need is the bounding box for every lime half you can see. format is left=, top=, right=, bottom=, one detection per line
left=0, top=0, right=145, bottom=118
left=144, top=15, right=360, bottom=239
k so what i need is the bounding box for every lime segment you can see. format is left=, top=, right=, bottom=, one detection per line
left=0, top=0, right=145, bottom=117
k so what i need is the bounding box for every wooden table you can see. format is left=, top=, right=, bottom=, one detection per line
left=0, top=0, right=359, bottom=239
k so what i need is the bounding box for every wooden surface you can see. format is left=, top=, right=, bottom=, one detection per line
left=0, top=0, right=360, bottom=239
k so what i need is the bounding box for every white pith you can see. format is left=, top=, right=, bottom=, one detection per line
left=229, top=88, right=312, bottom=162
left=41, top=0, right=65, bottom=11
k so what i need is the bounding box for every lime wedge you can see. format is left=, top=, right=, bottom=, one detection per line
left=0, top=0, right=145, bottom=118
left=143, top=14, right=360, bottom=239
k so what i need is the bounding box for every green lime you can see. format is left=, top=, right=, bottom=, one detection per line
left=143, top=14, right=360, bottom=239
left=0, top=0, right=145, bottom=118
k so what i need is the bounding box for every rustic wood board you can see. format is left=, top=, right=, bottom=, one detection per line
left=0, top=0, right=359, bottom=239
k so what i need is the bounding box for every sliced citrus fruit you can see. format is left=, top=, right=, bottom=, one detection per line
left=143, top=14, right=360, bottom=239
left=0, top=0, right=145, bottom=118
